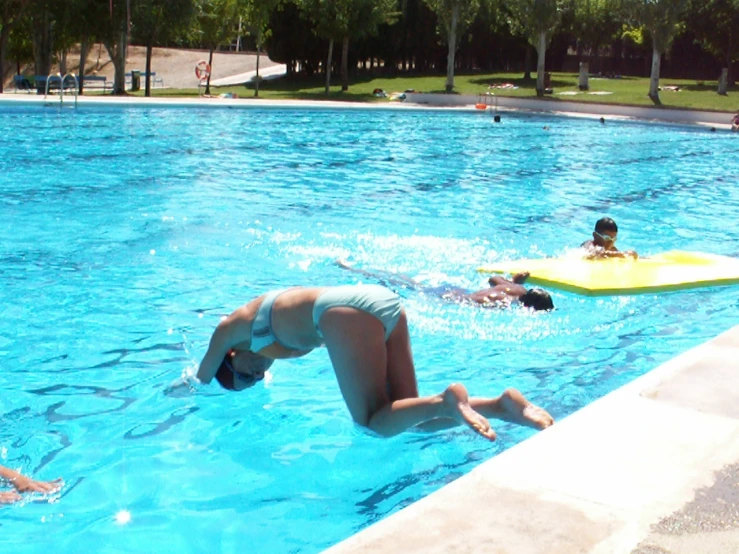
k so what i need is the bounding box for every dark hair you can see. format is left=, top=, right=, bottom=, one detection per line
left=214, top=354, right=237, bottom=391
left=520, top=288, right=554, bottom=311
left=594, top=217, right=618, bottom=234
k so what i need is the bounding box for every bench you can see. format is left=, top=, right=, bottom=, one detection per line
left=13, top=75, right=33, bottom=92
left=23, top=74, right=101, bottom=94
left=33, top=75, right=79, bottom=94
left=80, top=75, right=111, bottom=92
left=125, top=71, right=164, bottom=88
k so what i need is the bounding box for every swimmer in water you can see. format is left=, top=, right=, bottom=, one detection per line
left=336, top=260, right=554, bottom=311
left=581, top=217, right=638, bottom=259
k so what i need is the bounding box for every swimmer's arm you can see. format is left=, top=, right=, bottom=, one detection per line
left=598, top=249, right=638, bottom=260
left=0, top=465, right=62, bottom=493
left=336, top=259, right=419, bottom=289
left=487, top=275, right=511, bottom=286
left=197, top=320, right=240, bottom=384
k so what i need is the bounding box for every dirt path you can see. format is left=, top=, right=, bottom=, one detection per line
left=4, top=45, right=280, bottom=89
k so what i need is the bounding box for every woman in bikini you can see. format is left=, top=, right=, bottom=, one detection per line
left=196, top=284, right=553, bottom=440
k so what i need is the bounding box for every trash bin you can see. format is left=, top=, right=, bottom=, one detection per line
left=131, top=70, right=141, bottom=92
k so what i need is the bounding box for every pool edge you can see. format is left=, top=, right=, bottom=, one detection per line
left=0, top=92, right=732, bottom=129
left=323, top=324, right=739, bottom=554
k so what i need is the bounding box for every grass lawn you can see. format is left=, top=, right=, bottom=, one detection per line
left=123, top=71, right=739, bottom=113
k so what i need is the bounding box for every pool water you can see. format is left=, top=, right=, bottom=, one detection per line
left=1, top=103, right=738, bottom=553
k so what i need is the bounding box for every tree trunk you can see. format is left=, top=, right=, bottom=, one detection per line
left=33, top=12, right=53, bottom=77
left=0, top=27, right=8, bottom=94
left=536, top=30, right=547, bottom=97
left=104, top=31, right=127, bottom=95
left=145, top=40, right=153, bottom=97
left=648, top=45, right=661, bottom=104
left=254, top=32, right=261, bottom=97
left=523, top=43, right=532, bottom=80
left=59, top=49, right=67, bottom=75
left=445, top=4, right=459, bottom=93
left=205, top=48, right=214, bottom=95
left=78, top=38, right=89, bottom=94
left=340, top=36, right=349, bottom=91
left=325, top=38, right=334, bottom=95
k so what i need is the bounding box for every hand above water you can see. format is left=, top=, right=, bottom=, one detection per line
left=11, top=475, right=63, bottom=494
left=0, top=490, right=22, bottom=504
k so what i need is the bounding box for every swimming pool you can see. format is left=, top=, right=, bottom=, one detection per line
left=1, top=102, right=738, bottom=553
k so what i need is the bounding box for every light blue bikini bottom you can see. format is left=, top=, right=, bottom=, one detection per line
left=250, top=284, right=402, bottom=352
left=312, top=284, right=402, bottom=341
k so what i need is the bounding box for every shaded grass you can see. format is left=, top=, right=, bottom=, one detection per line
left=112, top=71, right=739, bottom=113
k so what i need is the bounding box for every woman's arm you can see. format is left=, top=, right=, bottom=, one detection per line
left=197, top=318, right=246, bottom=384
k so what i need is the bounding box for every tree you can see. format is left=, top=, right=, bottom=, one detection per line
left=297, top=0, right=398, bottom=93
left=631, top=0, right=688, bottom=103
left=196, top=0, right=239, bottom=96
left=133, top=0, right=196, bottom=96
left=240, top=0, right=282, bottom=97
left=505, top=0, right=564, bottom=96
left=6, top=11, right=33, bottom=76
left=0, top=0, right=31, bottom=93
left=423, top=0, right=481, bottom=92
left=685, top=0, right=739, bottom=86
left=570, top=0, right=624, bottom=56
left=89, top=0, right=133, bottom=95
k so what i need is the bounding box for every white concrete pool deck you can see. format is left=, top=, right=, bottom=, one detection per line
left=325, top=325, right=739, bottom=554
left=3, top=92, right=736, bottom=553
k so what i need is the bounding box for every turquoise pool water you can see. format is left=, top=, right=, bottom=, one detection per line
left=1, top=103, right=738, bottom=553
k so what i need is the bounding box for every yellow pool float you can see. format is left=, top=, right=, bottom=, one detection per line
left=477, top=250, right=739, bottom=296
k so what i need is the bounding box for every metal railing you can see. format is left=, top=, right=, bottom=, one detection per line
left=44, top=73, right=79, bottom=108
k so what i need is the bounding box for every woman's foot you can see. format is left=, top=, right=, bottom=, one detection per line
left=443, top=383, right=496, bottom=441
left=498, top=388, right=554, bottom=429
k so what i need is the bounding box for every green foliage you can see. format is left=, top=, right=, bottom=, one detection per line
left=504, top=0, right=564, bottom=49
left=5, top=6, right=33, bottom=64
left=569, top=0, right=625, bottom=51
left=633, top=0, right=688, bottom=53
left=422, top=0, right=481, bottom=45
left=196, top=0, right=240, bottom=50
left=240, top=0, right=282, bottom=43
left=296, top=0, right=399, bottom=41
left=621, top=23, right=644, bottom=46
left=685, top=0, right=739, bottom=64
left=133, top=0, right=197, bottom=45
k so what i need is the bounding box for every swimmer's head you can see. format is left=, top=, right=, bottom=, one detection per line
left=215, top=350, right=273, bottom=392
left=520, top=288, right=554, bottom=311
left=593, top=217, right=618, bottom=248
left=594, top=217, right=617, bottom=234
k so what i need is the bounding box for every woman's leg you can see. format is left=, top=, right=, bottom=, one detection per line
left=319, top=307, right=495, bottom=440
left=384, top=310, right=418, bottom=401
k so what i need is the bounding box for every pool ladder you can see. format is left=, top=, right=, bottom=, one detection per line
left=478, top=92, right=499, bottom=119
left=44, top=73, right=78, bottom=108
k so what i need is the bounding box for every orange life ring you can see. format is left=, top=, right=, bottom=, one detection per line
left=195, top=60, right=211, bottom=81
left=475, top=103, right=488, bottom=110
